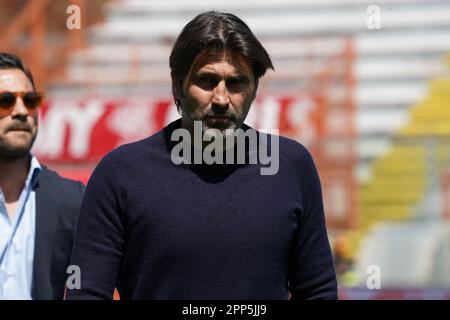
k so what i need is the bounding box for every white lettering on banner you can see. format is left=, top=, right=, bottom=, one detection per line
left=106, top=100, right=155, bottom=145
left=289, top=98, right=315, bottom=144
left=34, top=102, right=73, bottom=158
left=69, top=100, right=104, bottom=157
left=258, top=97, right=280, bottom=130
left=34, top=99, right=104, bottom=159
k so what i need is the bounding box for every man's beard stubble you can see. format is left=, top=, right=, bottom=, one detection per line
left=0, top=138, right=35, bottom=159
left=0, top=127, right=37, bottom=160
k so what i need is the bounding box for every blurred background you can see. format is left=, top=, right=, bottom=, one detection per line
left=1, top=0, right=450, bottom=299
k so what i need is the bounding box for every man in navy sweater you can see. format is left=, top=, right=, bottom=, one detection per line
left=67, top=11, right=338, bottom=300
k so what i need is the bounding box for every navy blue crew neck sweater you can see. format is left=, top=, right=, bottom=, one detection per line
left=67, top=119, right=337, bottom=300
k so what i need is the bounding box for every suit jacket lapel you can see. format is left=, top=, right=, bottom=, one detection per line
left=31, top=167, right=58, bottom=300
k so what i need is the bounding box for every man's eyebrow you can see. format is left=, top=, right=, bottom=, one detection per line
left=194, top=71, right=250, bottom=81
left=228, top=75, right=250, bottom=82
left=194, top=71, right=219, bottom=78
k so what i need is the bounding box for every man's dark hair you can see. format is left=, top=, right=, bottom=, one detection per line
left=169, top=11, right=274, bottom=109
left=0, top=52, right=36, bottom=89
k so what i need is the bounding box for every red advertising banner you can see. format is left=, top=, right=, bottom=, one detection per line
left=33, top=95, right=320, bottom=162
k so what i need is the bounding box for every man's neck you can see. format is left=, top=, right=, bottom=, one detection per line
left=0, top=154, right=31, bottom=203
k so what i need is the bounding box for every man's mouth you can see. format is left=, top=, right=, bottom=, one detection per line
left=7, top=125, right=31, bottom=133
left=204, top=115, right=233, bottom=128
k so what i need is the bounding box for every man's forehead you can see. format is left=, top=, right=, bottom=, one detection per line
left=191, top=50, right=253, bottom=76
left=0, top=69, right=33, bottom=91
left=196, top=62, right=247, bottom=77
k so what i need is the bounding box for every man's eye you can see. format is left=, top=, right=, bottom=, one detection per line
left=228, top=79, right=245, bottom=86
left=198, top=77, right=215, bottom=84
left=195, top=77, right=218, bottom=89
left=227, top=78, right=248, bottom=91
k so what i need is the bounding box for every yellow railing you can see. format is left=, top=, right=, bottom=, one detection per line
left=340, top=54, right=450, bottom=282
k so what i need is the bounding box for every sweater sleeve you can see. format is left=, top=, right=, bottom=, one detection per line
left=288, top=147, right=338, bottom=300
left=66, top=153, right=126, bottom=300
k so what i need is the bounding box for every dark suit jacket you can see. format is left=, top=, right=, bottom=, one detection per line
left=30, top=166, right=84, bottom=300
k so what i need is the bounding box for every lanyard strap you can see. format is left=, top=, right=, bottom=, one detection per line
left=0, top=183, right=33, bottom=267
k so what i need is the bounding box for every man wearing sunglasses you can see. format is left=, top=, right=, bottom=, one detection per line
left=0, top=53, right=84, bottom=299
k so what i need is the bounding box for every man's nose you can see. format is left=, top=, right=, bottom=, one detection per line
left=211, top=81, right=230, bottom=107
left=10, top=97, right=29, bottom=117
